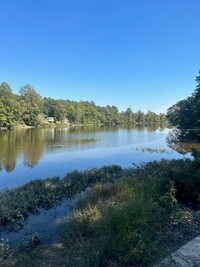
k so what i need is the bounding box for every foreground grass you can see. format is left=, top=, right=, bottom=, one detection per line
left=65, top=181, right=177, bottom=266
left=2, top=156, right=200, bottom=266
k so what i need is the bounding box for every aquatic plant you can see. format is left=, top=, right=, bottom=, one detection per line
left=135, top=147, right=171, bottom=154
left=0, top=165, right=123, bottom=231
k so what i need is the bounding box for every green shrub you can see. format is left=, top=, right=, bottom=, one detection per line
left=135, top=158, right=200, bottom=208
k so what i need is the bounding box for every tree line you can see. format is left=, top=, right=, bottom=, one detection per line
left=167, top=71, right=200, bottom=141
left=0, top=82, right=166, bottom=129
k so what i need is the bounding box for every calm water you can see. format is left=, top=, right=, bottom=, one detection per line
left=0, top=126, right=193, bottom=190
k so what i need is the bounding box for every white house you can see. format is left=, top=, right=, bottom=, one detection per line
left=47, top=117, right=55, bottom=123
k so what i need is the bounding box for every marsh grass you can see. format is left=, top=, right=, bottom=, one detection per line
left=66, top=174, right=179, bottom=266
left=0, top=165, right=123, bottom=231
left=2, top=157, right=200, bottom=266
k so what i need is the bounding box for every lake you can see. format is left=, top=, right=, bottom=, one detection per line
left=0, top=125, right=197, bottom=246
left=0, top=125, right=193, bottom=190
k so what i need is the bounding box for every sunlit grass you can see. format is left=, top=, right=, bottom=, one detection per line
left=65, top=175, right=179, bottom=266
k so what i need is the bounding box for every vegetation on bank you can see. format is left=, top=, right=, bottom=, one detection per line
left=167, top=70, right=200, bottom=141
left=0, top=82, right=165, bottom=129
left=0, top=166, right=123, bottom=231
left=1, top=153, right=200, bottom=266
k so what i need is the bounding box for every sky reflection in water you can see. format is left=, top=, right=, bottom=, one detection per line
left=0, top=126, right=192, bottom=190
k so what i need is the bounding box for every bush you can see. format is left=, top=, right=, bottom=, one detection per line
left=135, top=158, right=200, bottom=208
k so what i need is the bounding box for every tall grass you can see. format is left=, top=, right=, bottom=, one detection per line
left=66, top=176, right=179, bottom=266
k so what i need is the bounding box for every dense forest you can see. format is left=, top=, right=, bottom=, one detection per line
left=0, top=82, right=166, bottom=129
left=167, top=71, right=200, bottom=141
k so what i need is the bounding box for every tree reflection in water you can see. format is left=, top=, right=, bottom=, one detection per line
left=0, top=129, right=44, bottom=172
left=167, top=128, right=200, bottom=154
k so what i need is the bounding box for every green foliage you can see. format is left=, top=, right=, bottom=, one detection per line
left=167, top=70, right=200, bottom=141
left=0, top=81, right=166, bottom=128
left=135, top=158, right=200, bottom=209
left=19, top=84, right=42, bottom=126
left=0, top=82, right=21, bottom=129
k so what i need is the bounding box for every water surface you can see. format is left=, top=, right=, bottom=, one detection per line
left=0, top=126, right=192, bottom=190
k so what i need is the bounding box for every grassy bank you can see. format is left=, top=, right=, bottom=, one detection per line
left=1, top=156, right=200, bottom=266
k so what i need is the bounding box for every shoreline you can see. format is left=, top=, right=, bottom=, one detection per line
left=1, top=158, right=200, bottom=266
left=0, top=121, right=166, bottom=131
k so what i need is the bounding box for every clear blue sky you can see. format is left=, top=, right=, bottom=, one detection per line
left=0, top=0, right=200, bottom=113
